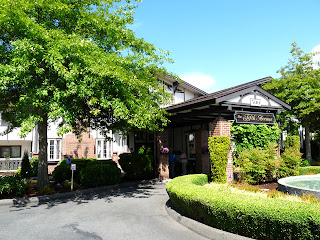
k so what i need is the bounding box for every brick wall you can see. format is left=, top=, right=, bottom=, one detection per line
left=156, top=130, right=169, bottom=180
left=62, top=131, right=96, bottom=159
left=209, top=117, right=233, bottom=183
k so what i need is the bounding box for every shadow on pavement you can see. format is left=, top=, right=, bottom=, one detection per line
left=9, top=179, right=164, bottom=210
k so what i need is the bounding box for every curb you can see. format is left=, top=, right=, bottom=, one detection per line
left=165, top=201, right=252, bottom=240
left=0, top=179, right=153, bottom=206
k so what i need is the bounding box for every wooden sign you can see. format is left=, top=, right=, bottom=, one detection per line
left=234, top=111, right=275, bottom=124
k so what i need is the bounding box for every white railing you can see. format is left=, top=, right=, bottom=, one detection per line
left=0, top=160, right=22, bottom=170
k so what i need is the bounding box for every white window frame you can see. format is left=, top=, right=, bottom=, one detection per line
left=96, top=139, right=112, bottom=159
left=47, top=139, right=62, bottom=161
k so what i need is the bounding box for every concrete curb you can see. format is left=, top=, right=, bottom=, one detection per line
left=0, top=179, right=152, bottom=206
left=165, top=201, right=252, bottom=240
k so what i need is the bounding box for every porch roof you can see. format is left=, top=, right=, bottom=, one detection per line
left=166, top=77, right=291, bottom=127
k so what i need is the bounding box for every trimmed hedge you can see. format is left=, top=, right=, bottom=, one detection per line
left=79, top=162, right=121, bottom=187
left=119, top=152, right=153, bottom=180
left=208, top=136, right=230, bottom=183
left=52, top=158, right=99, bottom=183
left=299, top=166, right=320, bottom=175
left=166, top=174, right=320, bottom=239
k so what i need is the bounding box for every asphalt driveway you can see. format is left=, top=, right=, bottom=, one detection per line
left=0, top=180, right=209, bottom=240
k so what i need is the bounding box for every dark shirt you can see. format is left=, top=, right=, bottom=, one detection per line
left=169, top=153, right=176, bottom=163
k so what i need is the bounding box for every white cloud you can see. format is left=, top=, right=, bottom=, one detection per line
left=179, top=72, right=216, bottom=93
left=311, top=44, right=320, bottom=70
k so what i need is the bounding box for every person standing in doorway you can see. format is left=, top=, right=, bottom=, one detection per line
left=169, top=149, right=176, bottom=179
left=180, top=150, right=187, bottom=175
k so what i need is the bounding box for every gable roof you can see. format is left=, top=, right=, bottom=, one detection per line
left=159, top=75, right=207, bottom=96
left=166, top=76, right=291, bottom=112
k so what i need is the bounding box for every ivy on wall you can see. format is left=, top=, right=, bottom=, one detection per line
left=231, top=122, right=281, bottom=155
left=208, top=136, right=230, bottom=183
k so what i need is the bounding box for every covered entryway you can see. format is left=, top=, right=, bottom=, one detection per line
left=156, top=77, right=291, bottom=181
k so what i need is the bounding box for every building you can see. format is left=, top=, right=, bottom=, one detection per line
left=0, top=76, right=206, bottom=170
left=0, top=76, right=291, bottom=182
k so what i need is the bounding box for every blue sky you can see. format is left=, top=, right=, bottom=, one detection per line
left=131, top=0, right=320, bottom=93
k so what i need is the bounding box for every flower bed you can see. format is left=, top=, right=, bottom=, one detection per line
left=166, top=174, right=320, bottom=239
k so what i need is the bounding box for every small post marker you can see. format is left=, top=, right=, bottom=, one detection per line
left=71, top=164, right=76, bottom=191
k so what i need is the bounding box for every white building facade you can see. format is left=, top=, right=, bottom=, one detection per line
left=0, top=76, right=205, bottom=170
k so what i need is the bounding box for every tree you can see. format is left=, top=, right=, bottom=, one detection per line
left=263, top=42, right=320, bottom=163
left=0, top=0, right=173, bottom=187
left=20, top=150, right=31, bottom=179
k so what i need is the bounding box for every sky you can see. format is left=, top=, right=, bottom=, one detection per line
left=130, top=0, right=320, bottom=93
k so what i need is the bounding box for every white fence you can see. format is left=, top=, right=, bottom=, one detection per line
left=0, top=160, right=22, bottom=170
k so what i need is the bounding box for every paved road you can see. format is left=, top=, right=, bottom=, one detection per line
left=0, top=181, right=208, bottom=240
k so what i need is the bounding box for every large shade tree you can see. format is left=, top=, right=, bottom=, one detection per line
left=0, top=0, right=173, bottom=187
left=263, top=42, right=320, bottom=163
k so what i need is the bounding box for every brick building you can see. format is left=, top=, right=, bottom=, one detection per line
left=0, top=76, right=290, bottom=183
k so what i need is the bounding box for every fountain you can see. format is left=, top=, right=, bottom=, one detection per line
left=278, top=175, right=320, bottom=199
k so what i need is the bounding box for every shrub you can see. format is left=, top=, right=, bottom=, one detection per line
left=20, top=151, right=31, bottom=178
left=80, top=162, right=121, bottom=187
left=299, top=166, right=320, bottom=175
left=29, top=157, right=38, bottom=177
left=119, top=152, right=153, bottom=180
left=166, top=174, right=320, bottom=240
left=38, top=186, right=56, bottom=195
left=208, top=136, right=230, bottom=183
left=301, top=158, right=311, bottom=167
left=236, top=143, right=280, bottom=184
left=231, top=123, right=281, bottom=155
left=0, top=175, right=26, bottom=196
left=279, top=147, right=302, bottom=177
left=285, top=135, right=300, bottom=152
left=52, top=158, right=97, bottom=183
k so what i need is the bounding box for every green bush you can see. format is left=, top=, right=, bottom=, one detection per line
left=208, top=136, right=230, bottom=183
left=285, top=135, right=300, bottom=152
left=0, top=175, right=26, bottom=196
left=52, top=158, right=97, bottom=183
left=29, top=157, right=38, bottom=177
left=20, top=151, right=31, bottom=178
left=301, top=158, right=311, bottom=167
left=80, top=162, right=121, bottom=187
left=231, top=123, right=281, bottom=155
left=119, top=152, right=153, bottom=180
left=166, top=174, right=320, bottom=240
left=279, top=147, right=302, bottom=177
left=299, top=166, right=320, bottom=175
left=236, top=143, right=280, bottom=184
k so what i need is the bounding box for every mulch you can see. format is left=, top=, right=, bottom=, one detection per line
left=256, top=182, right=278, bottom=191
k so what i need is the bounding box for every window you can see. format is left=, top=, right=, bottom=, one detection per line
left=48, top=139, right=61, bottom=161
left=0, top=146, right=21, bottom=158
left=185, top=133, right=196, bottom=159
left=96, top=139, right=112, bottom=159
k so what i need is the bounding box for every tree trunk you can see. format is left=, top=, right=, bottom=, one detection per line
left=305, top=121, right=312, bottom=164
left=37, top=114, right=49, bottom=188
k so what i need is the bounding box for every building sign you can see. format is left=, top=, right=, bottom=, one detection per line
left=234, top=111, right=275, bottom=124
left=250, top=98, right=261, bottom=106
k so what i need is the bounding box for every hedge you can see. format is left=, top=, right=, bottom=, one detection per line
left=166, top=174, right=320, bottom=239
left=119, top=152, right=153, bottom=180
left=80, top=162, right=121, bottom=187
left=208, top=136, right=230, bottom=183
left=299, top=166, right=320, bottom=175
left=52, top=158, right=100, bottom=183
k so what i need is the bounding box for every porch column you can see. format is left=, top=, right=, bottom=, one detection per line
left=209, top=117, right=233, bottom=183
left=156, top=130, right=169, bottom=180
